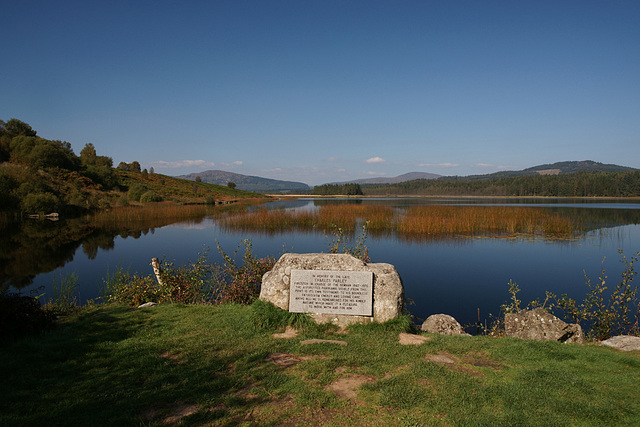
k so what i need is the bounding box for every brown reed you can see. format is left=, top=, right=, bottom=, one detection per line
left=219, top=203, right=582, bottom=240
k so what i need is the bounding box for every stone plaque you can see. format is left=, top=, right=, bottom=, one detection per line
left=289, top=269, right=373, bottom=315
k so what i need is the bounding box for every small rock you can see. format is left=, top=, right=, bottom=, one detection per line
left=421, top=314, right=470, bottom=336
left=504, top=307, right=584, bottom=344
left=138, top=302, right=158, bottom=308
left=601, top=335, right=640, bottom=351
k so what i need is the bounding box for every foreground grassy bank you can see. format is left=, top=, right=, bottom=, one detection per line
left=2, top=303, right=639, bottom=426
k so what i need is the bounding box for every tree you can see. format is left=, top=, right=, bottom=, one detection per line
left=227, top=182, right=236, bottom=189
left=130, top=161, right=141, bottom=172
left=3, top=118, right=37, bottom=137
left=149, top=167, right=154, bottom=174
left=117, top=162, right=129, bottom=170
left=80, top=143, right=98, bottom=166
left=195, top=176, right=202, bottom=183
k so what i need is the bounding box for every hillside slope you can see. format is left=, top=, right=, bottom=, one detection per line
left=177, top=170, right=310, bottom=193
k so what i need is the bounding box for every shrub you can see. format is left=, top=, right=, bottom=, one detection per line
left=140, top=191, right=162, bottom=203
left=104, top=267, right=161, bottom=306
left=213, top=239, right=276, bottom=305
left=127, top=183, right=147, bottom=202
left=21, top=192, right=60, bottom=214
left=553, top=249, right=639, bottom=340
left=0, top=290, right=56, bottom=343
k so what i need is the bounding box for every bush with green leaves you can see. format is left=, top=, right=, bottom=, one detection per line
left=139, top=190, right=162, bottom=203
left=103, top=241, right=275, bottom=306
left=212, top=239, right=276, bottom=305
left=0, top=290, right=56, bottom=343
left=127, top=183, right=147, bottom=202
left=553, top=249, right=639, bottom=340
left=20, top=192, right=60, bottom=214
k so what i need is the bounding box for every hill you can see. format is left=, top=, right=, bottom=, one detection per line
left=177, top=170, right=310, bottom=193
left=463, top=160, right=637, bottom=180
left=330, top=171, right=442, bottom=185
left=0, top=118, right=265, bottom=215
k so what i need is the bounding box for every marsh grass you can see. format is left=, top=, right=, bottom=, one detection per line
left=1, top=303, right=639, bottom=426
left=221, top=204, right=583, bottom=240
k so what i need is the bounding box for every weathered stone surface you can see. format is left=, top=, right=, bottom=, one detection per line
left=421, top=314, right=470, bottom=336
left=137, top=302, right=158, bottom=308
left=260, top=253, right=404, bottom=326
left=601, top=335, right=640, bottom=351
left=504, top=307, right=584, bottom=344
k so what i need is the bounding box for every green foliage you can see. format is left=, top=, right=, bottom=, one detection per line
left=20, top=192, right=60, bottom=214
left=0, top=290, right=56, bottom=344
left=213, top=239, right=276, bottom=304
left=326, top=221, right=370, bottom=262
left=139, top=190, right=162, bottom=203
left=103, top=266, right=160, bottom=306
left=554, top=249, right=639, bottom=340
left=127, top=183, right=147, bottom=202
left=103, top=241, right=276, bottom=306
left=313, top=183, right=363, bottom=195
left=365, top=170, right=640, bottom=197
left=249, top=298, right=314, bottom=330
left=43, top=272, right=80, bottom=315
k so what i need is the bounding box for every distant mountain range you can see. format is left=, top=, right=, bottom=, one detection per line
left=177, top=161, right=637, bottom=193
left=331, top=172, right=442, bottom=185
left=176, top=170, right=310, bottom=193
left=459, top=160, right=637, bottom=181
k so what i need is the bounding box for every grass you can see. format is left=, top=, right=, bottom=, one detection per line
left=221, top=204, right=583, bottom=240
left=2, top=303, right=639, bottom=426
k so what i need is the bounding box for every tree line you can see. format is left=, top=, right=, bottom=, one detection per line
left=0, top=118, right=145, bottom=214
left=362, top=171, right=640, bottom=197
left=312, top=183, right=364, bottom=195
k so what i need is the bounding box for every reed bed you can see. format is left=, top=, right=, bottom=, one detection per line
left=88, top=203, right=218, bottom=229
left=394, top=205, right=582, bottom=238
left=220, top=204, right=395, bottom=232
left=220, top=204, right=583, bottom=240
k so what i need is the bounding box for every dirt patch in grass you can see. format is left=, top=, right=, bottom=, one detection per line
left=399, top=332, right=430, bottom=345
left=159, top=351, right=184, bottom=364
left=142, top=401, right=199, bottom=425
left=325, top=367, right=377, bottom=401
left=272, top=326, right=298, bottom=339
left=462, top=352, right=503, bottom=370
left=424, top=353, right=484, bottom=377
left=266, top=352, right=303, bottom=366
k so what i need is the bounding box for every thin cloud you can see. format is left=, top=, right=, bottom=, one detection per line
left=152, top=159, right=215, bottom=169
left=418, top=162, right=459, bottom=168
left=366, top=157, right=385, bottom=164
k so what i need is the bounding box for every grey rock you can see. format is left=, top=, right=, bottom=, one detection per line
left=260, top=253, right=404, bottom=326
left=601, top=335, right=640, bottom=351
left=137, top=302, right=158, bottom=308
left=504, top=307, right=584, bottom=344
left=421, top=314, right=470, bottom=336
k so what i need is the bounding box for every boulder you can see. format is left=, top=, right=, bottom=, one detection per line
left=601, top=335, right=640, bottom=351
left=421, top=314, right=470, bottom=336
left=260, top=253, right=404, bottom=327
left=504, top=307, right=584, bottom=344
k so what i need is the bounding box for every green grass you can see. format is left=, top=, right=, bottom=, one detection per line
left=2, top=303, right=639, bottom=426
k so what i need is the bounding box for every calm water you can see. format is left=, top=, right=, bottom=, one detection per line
left=4, top=198, right=640, bottom=327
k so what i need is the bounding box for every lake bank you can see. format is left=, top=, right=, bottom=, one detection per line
left=2, top=303, right=638, bottom=426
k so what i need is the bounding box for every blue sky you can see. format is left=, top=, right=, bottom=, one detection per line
left=2, top=1, right=639, bottom=185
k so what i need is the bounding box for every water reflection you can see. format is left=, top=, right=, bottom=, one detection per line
left=2, top=198, right=640, bottom=328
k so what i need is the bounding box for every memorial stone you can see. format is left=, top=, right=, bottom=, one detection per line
left=260, top=253, right=404, bottom=326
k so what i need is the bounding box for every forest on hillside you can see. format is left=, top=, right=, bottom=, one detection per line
left=0, top=119, right=259, bottom=216
left=362, top=171, right=640, bottom=197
